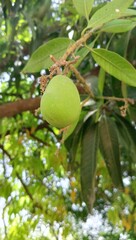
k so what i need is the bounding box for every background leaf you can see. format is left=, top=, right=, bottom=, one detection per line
left=64, top=111, right=86, bottom=163
left=22, top=38, right=74, bottom=73
left=91, top=48, right=136, bottom=87
left=73, top=0, right=94, bottom=21
left=114, top=114, right=136, bottom=162
left=101, top=19, right=136, bottom=33
left=99, top=114, right=123, bottom=188
left=86, top=0, right=133, bottom=29
left=124, top=8, right=136, bottom=17
left=81, top=120, right=99, bottom=212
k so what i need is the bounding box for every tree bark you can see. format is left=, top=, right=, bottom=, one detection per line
left=0, top=97, right=40, bottom=118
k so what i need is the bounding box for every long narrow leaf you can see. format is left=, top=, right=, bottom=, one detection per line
left=99, top=114, right=123, bottom=188
left=101, top=19, right=136, bottom=33
left=65, top=120, right=84, bottom=163
left=91, top=48, right=136, bottom=87
left=64, top=111, right=87, bottom=162
left=81, top=120, right=99, bottom=212
left=114, top=114, right=136, bottom=162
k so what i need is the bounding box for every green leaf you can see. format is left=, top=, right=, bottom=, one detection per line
left=64, top=111, right=86, bottom=162
left=62, top=118, right=79, bottom=142
left=99, top=114, right=123, bottom=188
left=90, top=48, right=136, bottom=87
left=69, top=121, right=83, bottom=163
left=0, top=118, right=9, bottom=137
left=107, top=207, right=120, bottom=225
left=118, top=116, right=136, bottom=148
left=124, top=8, right=136, bottom=17
left=0, top=179, right=12, bottom=199
left=114, top=114, right=136, bottom=161
left=101, top=19, right=136, bottom=33
left=86, top=0, right=133, bottom=30
left=22, top=38, right=74, bottom=73
left=73, top=0, right=94, bottom=21
left=81, top=120, right=99, bottom=212
left=98, top=67, right=105, bottom=96
left=129, top=104, right=136, bottom=122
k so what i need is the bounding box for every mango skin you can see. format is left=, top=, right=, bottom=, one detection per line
left=40, top=75, right=81, bottom=128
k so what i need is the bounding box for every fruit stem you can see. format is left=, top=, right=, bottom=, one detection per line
left=69, top=65, right=94, bottom=99
left=62, top=30, right=94, bottom=61
left=81, top=97, right=90, bottom=107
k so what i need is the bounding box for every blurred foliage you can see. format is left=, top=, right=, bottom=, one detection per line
left=0, top=0, right=136, bottom=239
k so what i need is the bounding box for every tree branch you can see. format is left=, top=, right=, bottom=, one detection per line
left=0, top=144, right=48, bottom=214
left=0, top=97, right=40, bottom=118
left=30, top=133, right=50, bottom=146
left=0, top=83, right=87, bottom=119
left=0, top=144, right=12, bottom=160
left=16, top=172, right=34, bottom=201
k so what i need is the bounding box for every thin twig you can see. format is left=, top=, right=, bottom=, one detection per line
left=2, top=199, right=12, bottom=238
left=96, top=96, right=135, bottom=104
left=39, top=30, right=94, bottom=95
left=81, top=96, right=91, bottom=107
left=0, top=144, right=12, bottom=160
left=0, top=144, right=48, bottom=215
left=2, top=151, right=7, bottom=178
left=16, top=172, right=34, bottom=201
left=30, top=133, right=50, bottom=147
left=16, top=172, right=48, bottom=214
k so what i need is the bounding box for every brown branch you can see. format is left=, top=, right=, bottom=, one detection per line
left=0, top=83, right=90, bottom=119
left=0, top=94, right=135, bottom=121
left=0, top=97, right=40, bottom=118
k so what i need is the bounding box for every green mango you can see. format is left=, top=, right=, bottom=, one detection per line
left=40, top=75, right=81, bottom=128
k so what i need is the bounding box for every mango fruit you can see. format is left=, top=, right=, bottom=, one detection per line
left=40, top=75, right=81, bottom=129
